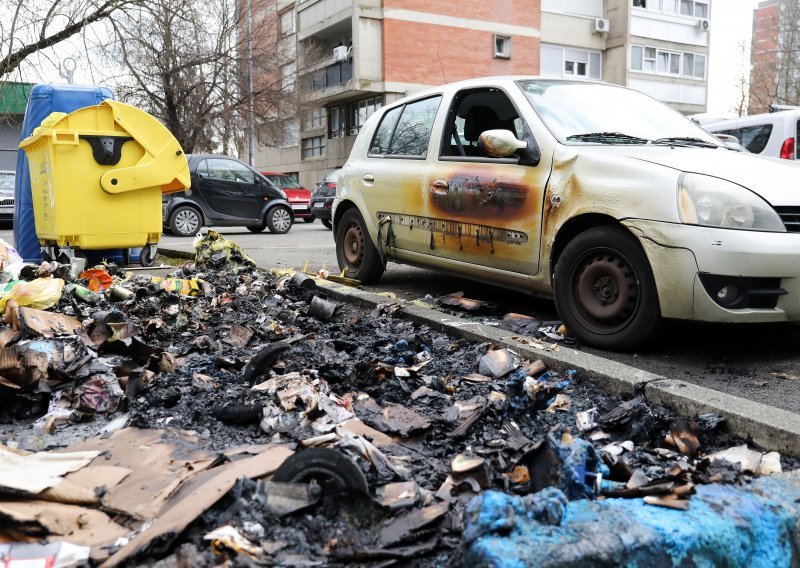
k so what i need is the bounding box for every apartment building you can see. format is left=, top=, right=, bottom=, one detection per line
left=540, top=0, right=710, bottom=114
left=253, top=0, right=540, bottom=188
left=748, top=0, right=786, bottom=115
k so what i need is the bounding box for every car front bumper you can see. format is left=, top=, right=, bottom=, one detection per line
left=289, top=201, right=313, bottom=219
left=625, top=219, right=800, bottom=323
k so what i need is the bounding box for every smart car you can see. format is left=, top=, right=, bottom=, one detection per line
left=163, top=155, right=293, bottom=237
left=333, top=77, right=800, bottom=350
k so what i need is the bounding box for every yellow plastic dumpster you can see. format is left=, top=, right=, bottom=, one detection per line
left=19, top=100, right=190, bottom=260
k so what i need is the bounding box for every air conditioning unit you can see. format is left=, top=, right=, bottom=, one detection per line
left=349, top=127, right=360, bottom=135
left=697, top=18, right=710, bottom=31
left=593, top=18, right=610, bottom=33
left=331, top=131, right=342, bottom=139
left=332, top=45, right=349, bottom=62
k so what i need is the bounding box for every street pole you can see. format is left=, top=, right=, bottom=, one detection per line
left=247, top=0, right=255, bottom=165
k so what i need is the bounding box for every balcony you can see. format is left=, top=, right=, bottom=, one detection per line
left=298, top=0, right=353, bottom=41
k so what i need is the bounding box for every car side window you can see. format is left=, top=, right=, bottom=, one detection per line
left=370, top=107, right=402, bottom=155
left=206, top=159, right=255, bottom=184
left=387, top=96, right=442, bottom=157
left=440, top=88, right=526, bottom=161
left=196, top=160, right=209, bottom=178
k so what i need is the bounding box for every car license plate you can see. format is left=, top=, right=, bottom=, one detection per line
left=0, top=207, right=13, bottom=214
left=291, top=204, right=308, bottom=211
left=313, top=201, right=323, bottom=208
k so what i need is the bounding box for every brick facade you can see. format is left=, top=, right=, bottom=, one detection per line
left=749, top=1, right=780, bottom=114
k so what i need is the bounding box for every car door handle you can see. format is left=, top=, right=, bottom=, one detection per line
left=363, top=174, right=374, bottom=183
left=431, top=179, right=449, bottom=193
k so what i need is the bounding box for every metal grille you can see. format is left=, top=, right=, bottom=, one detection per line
left=0, top=199, right=13, bottom=206
left=775, top=206, right=800, bottom=233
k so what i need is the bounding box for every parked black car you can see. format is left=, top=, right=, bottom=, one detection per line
left=163, top=154, right=294, bottom=237
left=310, top=168, right=341, bottom=230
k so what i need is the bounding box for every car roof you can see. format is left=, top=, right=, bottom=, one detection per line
left=379, top=75, right=612, bottom=111
left=705, top=110, right=800, bottom=130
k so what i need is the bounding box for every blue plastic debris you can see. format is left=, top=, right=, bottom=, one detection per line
left=464, top=471, right=800, bottom=567
left=506, top=369, right=576, bottom=411
left=522, top=427, right=608, bottom=500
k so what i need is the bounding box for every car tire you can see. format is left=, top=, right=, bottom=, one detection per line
left=335, top=208, right=384, bottom=283
left=246, top=223, right=266, bottom=233
left=169, top=206, right=202, bottom=237
left=266, top=206, right=293, bottom=234
left=553, top=225, right=661, bottom=351
left=303, top=216, right=316, bottom=223
left=321, top=219, right=332, bottom=230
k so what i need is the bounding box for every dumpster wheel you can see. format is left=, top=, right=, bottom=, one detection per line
left=140, top=245, right=157, bottom=267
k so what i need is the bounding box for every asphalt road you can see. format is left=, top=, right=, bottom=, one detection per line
left=9, top=221, right=800, bottom=414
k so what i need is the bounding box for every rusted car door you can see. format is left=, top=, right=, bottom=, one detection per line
left=423, top=87, right=549, bottom=276
left=353, top=95, right=443, bottom=256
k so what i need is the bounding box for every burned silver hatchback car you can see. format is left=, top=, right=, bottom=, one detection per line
left=333, top=77, right=800, bottom=350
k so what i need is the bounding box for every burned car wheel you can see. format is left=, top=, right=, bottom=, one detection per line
left=554, top=226, right=661, bottom=351
left=169, top=206, right=202, bottom=237
left=335, top=208, right=384, bottom=283
left=267, top=206, right=293, bottom=234
left=321, top=219, right=332, bottom=230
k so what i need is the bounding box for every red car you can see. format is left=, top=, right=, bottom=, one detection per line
left=260, top=172, right=315, bottom=223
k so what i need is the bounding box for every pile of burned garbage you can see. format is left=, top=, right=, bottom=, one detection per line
left=0, top=232, right=794, bottom=567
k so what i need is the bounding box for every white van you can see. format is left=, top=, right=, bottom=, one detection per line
left=704, top=110, right=800, bottom=159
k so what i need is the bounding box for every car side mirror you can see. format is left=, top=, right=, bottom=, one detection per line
left=478, top=129, right=527, bottom=158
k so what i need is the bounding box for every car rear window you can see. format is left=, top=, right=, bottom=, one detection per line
left=737, top=124, right=773, bottom=154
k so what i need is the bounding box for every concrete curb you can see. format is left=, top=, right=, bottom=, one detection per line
left=157, top=246, right=800, bottom=457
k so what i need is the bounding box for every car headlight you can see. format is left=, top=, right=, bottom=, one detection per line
left=677, top=173, right=785, bottom=232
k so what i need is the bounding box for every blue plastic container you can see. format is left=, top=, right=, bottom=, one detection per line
left=13, top=84, right=135, bottom=264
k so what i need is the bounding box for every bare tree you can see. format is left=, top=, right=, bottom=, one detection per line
left=102, top=0, right=290, bottom=155
left=733, top=41, right=750, bottom=117
left=0, top=0, right=133, bottom=79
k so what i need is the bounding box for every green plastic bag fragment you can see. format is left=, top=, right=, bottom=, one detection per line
left=194, top=231, right=256, bottom=272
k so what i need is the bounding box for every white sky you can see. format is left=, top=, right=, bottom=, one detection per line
left=706, top=0, right=762, bottom=116
left=18, top=0, right=764, bottom=118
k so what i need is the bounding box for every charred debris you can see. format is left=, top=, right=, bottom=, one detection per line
left=0, top=231, right=791, bottom=567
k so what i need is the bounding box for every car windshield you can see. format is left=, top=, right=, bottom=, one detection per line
left=0, top=172, right=14, bottom=190
left=516, top=80, right=722, bottom=147
left=325, top=168, right=342, bottom=182
left=267, top=174, right=302, bottom=189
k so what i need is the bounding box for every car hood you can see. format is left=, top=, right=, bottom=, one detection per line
left=283, top=188, right=311, bottom=201
left=607, top=146, right=800, bottom=206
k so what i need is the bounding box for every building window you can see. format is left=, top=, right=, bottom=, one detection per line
left=541, top=45, right=602, bottom=80
left=302, top=135, right=325, bottom=158
left=311, top=59, right=353, bottom=91
left=542, top=0, right=603, bottom=17
left=282, top=119, right=299, bottom=148
left=494, top=35, right=512, bottom=59
left=350, top=96, right=383, bottom=134
left=280, top=9, right=294, bottom=37
left=330, top=106, right=345, bottom=138
left=633, top=0, right=646, bottom=6
left=303, top=108, right=325, bottom=130
left=630, top=45, right=706, bottom=79
left=281, top=63, right=295, bottom=91
left=680, top=0, right=708, bottom=18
